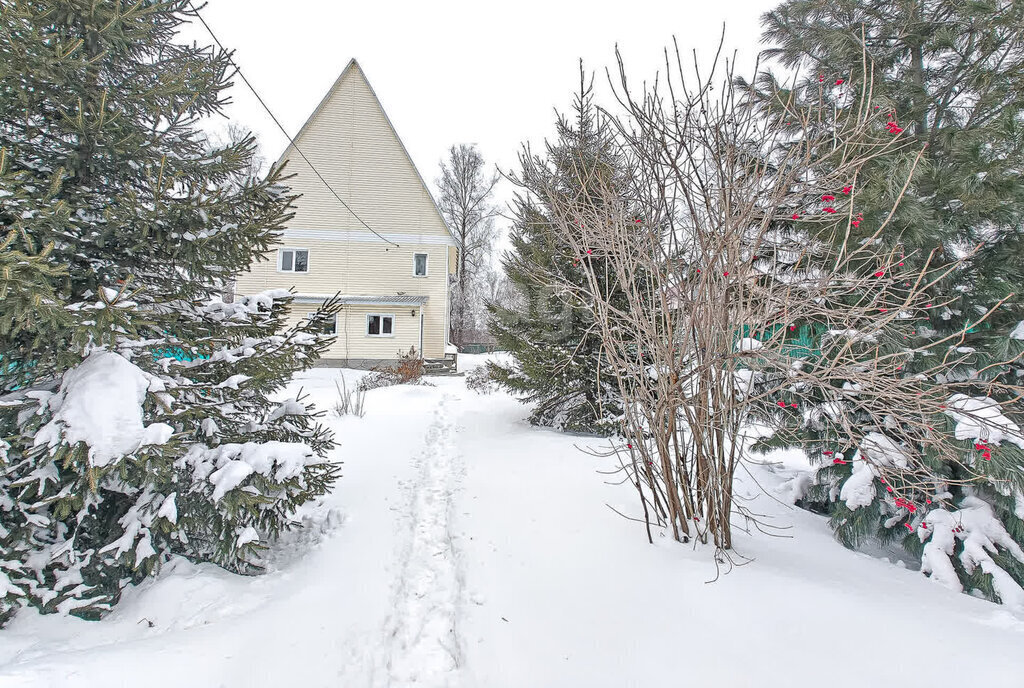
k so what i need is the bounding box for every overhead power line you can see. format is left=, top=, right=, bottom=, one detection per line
left=187, top=2, right=399, bottom=248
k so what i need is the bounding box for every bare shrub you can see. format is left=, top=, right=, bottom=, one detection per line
left=525, top=43, right=1023, bottom=564
left=356, top=347, right=429, bottom=392
left=394, top=346, right=424, bottom=383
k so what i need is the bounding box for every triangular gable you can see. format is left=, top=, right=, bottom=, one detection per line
left=276, top=59, right=456, bottom=244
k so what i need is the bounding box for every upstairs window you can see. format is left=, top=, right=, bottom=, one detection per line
left=367, top=313, right=394, bottom=337
left=413, top=253, right=428, bottom=277
left=280, top=248, right=309, bottom=273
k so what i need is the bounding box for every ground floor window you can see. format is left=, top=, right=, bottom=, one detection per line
left=367, top=313, right=394, bottom=336
left=306, top=312, right=337, bottom=335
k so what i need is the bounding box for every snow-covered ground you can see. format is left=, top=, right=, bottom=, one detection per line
left=2, top=354, right=1023, bottom=687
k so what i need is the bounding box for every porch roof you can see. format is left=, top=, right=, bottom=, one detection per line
left=292, top=293, right=430, bottom=307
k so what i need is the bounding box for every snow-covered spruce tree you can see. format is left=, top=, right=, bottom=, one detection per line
left=487, top=73, right=630, bottom=434
left=744, top=1, right=1024, bottom=603
left=0, top=0, right=340, bottom=624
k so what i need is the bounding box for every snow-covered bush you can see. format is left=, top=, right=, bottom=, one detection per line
left=0, top=291, right=341, bottom=624
left=803, top=395, right=1024, bottom=607
left=465, top=365, right=498, bottom=395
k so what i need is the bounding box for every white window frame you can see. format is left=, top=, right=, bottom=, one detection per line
left=413, top=252, right=429, bottom=277
left=306, top=312, right=337, bottom=335
left=278, top=247, right=309, bottom=273
left=366, top=313, right=395, bottom=338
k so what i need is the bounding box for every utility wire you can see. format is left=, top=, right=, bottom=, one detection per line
left=187, top=2, right=399, bottom=248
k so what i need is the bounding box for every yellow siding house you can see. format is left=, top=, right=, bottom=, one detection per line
left=233, top=59, right=457, bottom=369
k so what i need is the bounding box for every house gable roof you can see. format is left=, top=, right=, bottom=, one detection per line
left=276, top=59, right=456, bottom=245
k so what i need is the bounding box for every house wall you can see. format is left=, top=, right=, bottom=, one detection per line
left=279, top=304, right=422, bottom=364
left=235, top=236, right=447, bottom=358
left=232, top=60, right=453, bottom=361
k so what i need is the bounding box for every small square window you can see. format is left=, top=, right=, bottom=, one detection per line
left=414, top=253, right=428, bottom=277
left=367, top=314, right=394, bottom=337
left=280, top=248, right=309, bottom=273
left=307, top=312, right=336, bottom=335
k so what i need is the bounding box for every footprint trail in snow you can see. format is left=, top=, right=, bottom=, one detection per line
left=376, top=393, right=466, bottom=687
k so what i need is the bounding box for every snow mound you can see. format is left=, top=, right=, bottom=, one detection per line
left=34, top=351, right=172, bottom=467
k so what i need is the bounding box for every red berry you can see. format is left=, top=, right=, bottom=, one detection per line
left=822, top=195, right=836, bottom=202
left=874, top=271, right=885, bottom=277
left=723, top=271, right=730, bottom=277
left=791, top=213, right=801, bottom=220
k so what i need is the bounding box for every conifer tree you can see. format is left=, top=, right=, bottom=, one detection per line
left=487, top=75, right=630, bottom=434
left=752, top=0, right=1024, bottom=603
left=0, top=0, right=340, bottom=624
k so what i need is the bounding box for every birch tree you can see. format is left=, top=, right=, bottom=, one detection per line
left=437, top=144, right=499, bottom=347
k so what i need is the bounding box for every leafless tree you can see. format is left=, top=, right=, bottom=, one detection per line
left=208, top=122, right=266, bottom=187
left=476, top=262, right=520, bottom=315
left=522, top=41, right=1024, bottom=564
left=437, top=144, right=500, bottom=347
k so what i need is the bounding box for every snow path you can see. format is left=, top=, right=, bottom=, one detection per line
left=369, top=393, right=466, bottom=686
left=3, top=358, right=1024, bottom=687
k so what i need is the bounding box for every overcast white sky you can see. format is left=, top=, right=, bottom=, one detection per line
left=182, top=0, right=779, bottom=226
